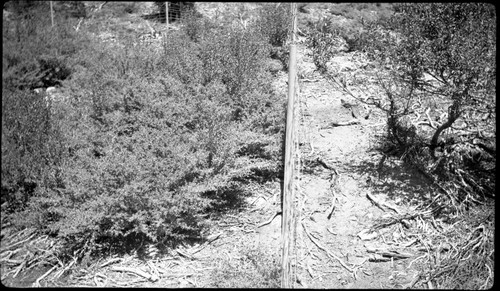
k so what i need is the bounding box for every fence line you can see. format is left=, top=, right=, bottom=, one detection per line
left=281, top=3, right=298, bottom=288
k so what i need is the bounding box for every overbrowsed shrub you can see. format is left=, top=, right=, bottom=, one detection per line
left=359, top=3, right=496, bottom=208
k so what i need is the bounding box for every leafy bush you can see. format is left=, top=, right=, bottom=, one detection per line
left=305, top=4, right=394, bottom=71
left=269, top=46, right=289, bottom=72
left=257, top=3, right=292, bottom=70
left=328, top=3, right=393, bottom=23
left=196, top=25, right=275, bottom=121
left=306, top=18, right=342, bottom=73
left=1, top=4, right=93, bottom=223
left=122, top=2, right=139, bottom=14
left=1, top=88, right=66, bottom=215
left=257, top=3, right=292, bottom=47
left=3, top=4, right=286, bottom=258
left=2, top=4, right=90, bottom=90
left=335, top=22, right=370, bottom=52
left=180, top=9, right=216, bottom=43
left=306, top=17, right=374, bottom=71
left=365, top=3, right=496, bottom=205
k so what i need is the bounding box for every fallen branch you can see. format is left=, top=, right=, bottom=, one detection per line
left=366, top=193, right=388, bottom=212
left=327, top=172, right=340, bottom=220
left=365, top=245, right=413, bottom=260
left=322, top=119, right=361, bottom=128
left=33, top=264, right=58, bottom=287
left=370, top=208, right=435, bottom=232
left=1, top=259, right=24, bottom=265
left=176, top=249, right=193, bottom=260
left=326, top=195, right=337, bottom=220
left=257, top=211, right=282, bottom=228
left=302, top=222, right=354, bottom=273
left=190, top=232, right=223, bottom=255
left=73, top=17, right=84, bottom=31
left=366, top=193, right=401, bottom=214
left=306, top=261, right=315, bottom=278
left=99, top=257, right=122, bottom=268
left=301, top=78, right=320, bottom=83
left=0, top=249, right=21, bottom=261
left=54, top=256, right=77, bottom=279
left=110, top=266, right=158, bottom=282
left=2, top=232, right=36, bottom=252
left=249, top=195, right=265, bottom=206
left=12, top=258, right=27, bottom=278
left=315, top=157, right=339, bottom=174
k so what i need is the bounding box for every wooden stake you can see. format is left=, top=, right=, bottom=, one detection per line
left=165, top=1, right=169, bottom=28
left=50, top=1, right=54, bottom=27
left=281, top=3, right=298, bottom=289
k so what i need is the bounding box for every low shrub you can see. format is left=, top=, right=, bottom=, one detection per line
left=180, top=9, right=216, bottom=43
left=306, top=18, right=341, bottom=73
left=209, top=245, right=281, bottom=288
left=257, top=3, right=292, bottom=47
left=3, top=4, right=286, bottom=259
left=2, top=4, right=90, bottom=90
left=305, top=4, right=394, bottom=71
left=1, top=88, right=66, bottom=215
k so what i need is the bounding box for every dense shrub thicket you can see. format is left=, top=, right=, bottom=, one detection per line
left=2, top=2, right=288, bottom=257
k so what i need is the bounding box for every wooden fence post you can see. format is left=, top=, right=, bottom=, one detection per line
left=50, top=1, right=54, bottom=27
left=165, top=1, right=169, bottom=28
left=281, top=2, right=298, bottom=288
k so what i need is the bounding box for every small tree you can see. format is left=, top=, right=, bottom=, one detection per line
left=374, top=3, right=496, bottom=158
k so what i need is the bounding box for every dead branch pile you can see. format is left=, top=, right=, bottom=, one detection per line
left=0, top=228, right=68, bottom=287
left=0, top=224, right=224, bottom=287
left=415, top=204, right=495, bottom=289
left=357, top=192, right=494, bottom=289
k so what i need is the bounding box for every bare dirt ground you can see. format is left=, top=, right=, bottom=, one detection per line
left=289, top=40, right=434, bottom=289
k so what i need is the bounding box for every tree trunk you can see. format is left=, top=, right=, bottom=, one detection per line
left=430, top=101, right=461, bottom=159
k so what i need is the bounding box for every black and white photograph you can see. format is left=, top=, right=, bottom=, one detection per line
left=1, top=2, right=495, bottom=288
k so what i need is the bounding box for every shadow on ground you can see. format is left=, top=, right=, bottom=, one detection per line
left=349, top=154, right=436, bottom=207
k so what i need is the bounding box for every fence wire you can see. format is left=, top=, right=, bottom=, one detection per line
left=148, top=2, right=191, bottom=23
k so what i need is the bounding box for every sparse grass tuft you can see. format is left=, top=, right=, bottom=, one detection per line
left=208, top=245, right=281, bottom=288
